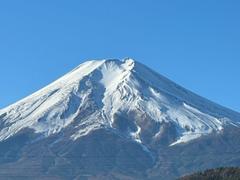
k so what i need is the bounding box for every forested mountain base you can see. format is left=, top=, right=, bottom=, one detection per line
left=180, top=167, right=240, bottom=180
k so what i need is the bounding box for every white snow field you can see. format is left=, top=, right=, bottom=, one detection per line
left=0, top=59, right=239, bottom=145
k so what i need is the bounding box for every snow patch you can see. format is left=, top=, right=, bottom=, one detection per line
left=0, top=58, right=239, bottom=146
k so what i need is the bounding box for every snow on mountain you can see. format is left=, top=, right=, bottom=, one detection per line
left=0, top=58, right=239, bottom=146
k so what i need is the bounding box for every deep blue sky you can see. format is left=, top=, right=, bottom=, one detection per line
left=0, top=0, right=239, bottom=112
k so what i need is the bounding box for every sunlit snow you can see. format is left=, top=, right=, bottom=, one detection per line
left=0, top=58, right=239, bottom=145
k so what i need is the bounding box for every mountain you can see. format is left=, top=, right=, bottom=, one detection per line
left=0, top=58, right=240, bottom=180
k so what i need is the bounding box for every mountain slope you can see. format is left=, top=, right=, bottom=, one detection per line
left=0, top=59, right=239, bottom=144
left=0, top=58, right=240, bottom=179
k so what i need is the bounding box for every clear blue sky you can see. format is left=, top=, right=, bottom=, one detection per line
left=0, top=0, right=239, bottom=112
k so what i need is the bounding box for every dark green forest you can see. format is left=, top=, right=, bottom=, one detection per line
left=180, top=167, right=240, bottom=180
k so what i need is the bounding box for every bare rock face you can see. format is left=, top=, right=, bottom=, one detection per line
left=0, top=59, right=240, bottom=179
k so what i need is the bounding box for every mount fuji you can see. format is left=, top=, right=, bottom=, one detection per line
left=0, top=59, right=240, bottom=180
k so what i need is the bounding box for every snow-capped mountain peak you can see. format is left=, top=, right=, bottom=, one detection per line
left=0, top=59, right=239, bottom=146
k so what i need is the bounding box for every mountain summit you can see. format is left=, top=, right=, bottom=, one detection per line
left=0, top=59, right=240, bottom=179
left=1, top=59, right=239, bottom=144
